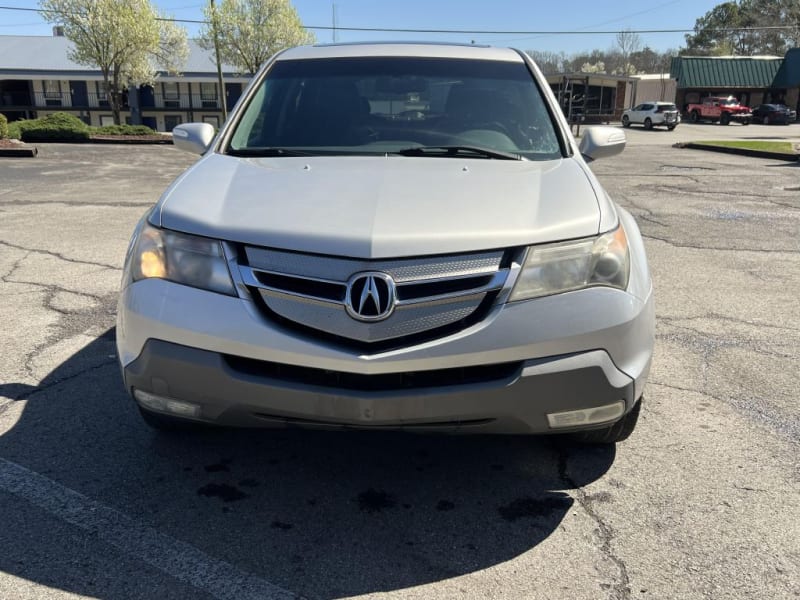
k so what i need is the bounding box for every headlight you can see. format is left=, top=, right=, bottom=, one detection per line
left=127, top=223, right=236, bottom=295
left=509, top=224, right=630, bottom=301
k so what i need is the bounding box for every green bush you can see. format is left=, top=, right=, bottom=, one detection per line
left=0, top=113, right=8, bottom=139
left=7, top=120, right=21, bottom=140
left=92, top=124, right=155, bottom=136
left=18, top=112, right=91, bottom=142
left=4, top=113, right=157, bottom=142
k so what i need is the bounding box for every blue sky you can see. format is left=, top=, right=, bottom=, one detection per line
left=2, top=0, right=724, bottom=53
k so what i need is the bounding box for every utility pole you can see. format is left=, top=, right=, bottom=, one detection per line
left=210, top=0, right=228, bottom=122
left=332, top=2, right=337, bottom=43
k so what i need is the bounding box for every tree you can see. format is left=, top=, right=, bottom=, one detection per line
left=616, top=28, right=643, bottom=75
left=200, top=0, right=315, bottom=75
left=741, top=0, right=800, bottom=55
left=630, top=47, right=677, bottom=74
left=39, top=0, right=188, bottom=124
left=684, top=0, right=800, bottom=56
left=526, top=50, right=568, bottom=74
left=563, top=49, right=608, bottom=73
left=684, top=1, right=753, bottom=55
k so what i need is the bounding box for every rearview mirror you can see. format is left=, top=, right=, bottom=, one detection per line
left=578, top=126, right=626, bottom=161
left=172, top=123, right=216, bottom=154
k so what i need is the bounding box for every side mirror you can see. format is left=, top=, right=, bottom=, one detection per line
left=578, top=126, right=626, bottom=162
left=172, top=123, right=216, bottom=154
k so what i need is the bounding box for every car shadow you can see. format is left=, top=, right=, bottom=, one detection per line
left=0, top=328, right=616, bottom=599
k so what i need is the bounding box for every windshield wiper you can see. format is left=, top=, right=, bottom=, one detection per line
left=227, top=147, right=317, bottom=157
left=393, top=145, right=524, bottom=161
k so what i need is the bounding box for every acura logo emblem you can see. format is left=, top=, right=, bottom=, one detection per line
left=345, top=272, right=396, bottom=322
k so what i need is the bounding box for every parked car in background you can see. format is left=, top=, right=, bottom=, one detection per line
left=622, top=102, right=680, bottom=130
left=751, top=104, right=796, bottom=125
left=776, top=104, right=798, bottom=121
left=117, top=43, right=654, bottom=444
left=685, top=96, right=752, bottom=125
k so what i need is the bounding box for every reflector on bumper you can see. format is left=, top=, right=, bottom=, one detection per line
left=133, top=389, right=201, bottom=418
left=546, top=401, right=625, bottom=429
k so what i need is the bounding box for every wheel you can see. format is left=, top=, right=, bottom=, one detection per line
left=570, top=398, right=642, bottom=444
left=763, top=115, right=770, bottom=125
left=644, top=118, right=653, bottom=130
left=622, top=115, right=630, bottom=128
left=720, top=113, right=730, bottom=125
left=690, top=111, right=700, bottom=123
left=138, top=407, right=204, bottom=432
left=741, top=119, right=749, bottom=126
left=667, top=125, right=676, bottom=131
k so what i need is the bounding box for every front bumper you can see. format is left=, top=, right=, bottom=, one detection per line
left=124, top=339, right=637, bottom=434
left=117, top=277, right=654, bottom=434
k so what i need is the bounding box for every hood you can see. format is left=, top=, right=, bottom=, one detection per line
left=157, top=153, right=601, bottom=258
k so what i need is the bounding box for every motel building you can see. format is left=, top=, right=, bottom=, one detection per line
left=0, top=31, right=250, bottom=132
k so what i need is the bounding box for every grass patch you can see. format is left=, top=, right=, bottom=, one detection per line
left=694, top=140, right=795, bottom=153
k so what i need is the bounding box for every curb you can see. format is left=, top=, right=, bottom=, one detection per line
left=15, top=137, right=173, bottom=145
left=0, top=146, right=38, bottom=158
left=676, top=142, right=799, bottom=162
left=89, top=136, right=173, bottom=145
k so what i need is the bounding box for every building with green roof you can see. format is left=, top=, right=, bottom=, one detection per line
left=670, top=51, right=800, bottom=116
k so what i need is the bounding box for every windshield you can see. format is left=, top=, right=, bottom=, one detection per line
left=719, top=98, right=739, bottom=106
left=228, top=57, right=562, bottom=160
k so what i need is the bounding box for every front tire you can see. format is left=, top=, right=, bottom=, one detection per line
left=720, top=113, right=731, bottom=125
left=571, top=398, right=642, bottom=444
left=644, top=118, right=653, bottom=130
left=763, top=115, right=770, bottom=125
left=690, top=111, right=700, bottom=123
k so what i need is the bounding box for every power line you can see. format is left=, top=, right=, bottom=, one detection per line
left=0, top=5, right=798, bottom=35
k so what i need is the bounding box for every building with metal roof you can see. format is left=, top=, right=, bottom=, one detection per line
left=773, top=48, right=800, bottom=89
left=0, top=34, right=250, bottom=131
left=544, top=73, right=638, bottom=124
left=670, top=53, right=799, bottom=116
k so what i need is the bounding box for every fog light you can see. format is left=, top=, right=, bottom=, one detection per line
left=133, top=389, right=201, bottom=418
left=547, top=401, right=625, bottom=429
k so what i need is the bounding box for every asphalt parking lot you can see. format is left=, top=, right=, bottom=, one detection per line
left=1, top=128, right=799, bottom=599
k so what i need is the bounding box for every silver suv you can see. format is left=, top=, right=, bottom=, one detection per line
left=117, top=43, right=654, bottom=443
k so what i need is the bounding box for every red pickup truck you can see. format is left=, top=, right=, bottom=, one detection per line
left=686, top=96, right=752, bottom=125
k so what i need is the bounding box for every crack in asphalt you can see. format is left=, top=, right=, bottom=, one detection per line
left=657, top=325, right=797, bottom=361
left=1, top=248, right=118, bottom=387
left=1, top=358, right=118, bottom=402
left=0, top=249, right=32, bottom=283
left=642, top=234, right=800, bottom=254
left=555, top=446, right=631, bottom=600
left=0, top=240, right=121, bottom=271
left=1, top=277, right=105, bottom=301
left=645, top=184, right=800, bottom=208
left=648, top=381, right=800, bottom=444
left=618, top=196, right=670, bottom=228
left=1, top=199, right=151, bottom=209
left=659, top=314, right=800, bottom=335
left=18, top=287, right=117, bottom=383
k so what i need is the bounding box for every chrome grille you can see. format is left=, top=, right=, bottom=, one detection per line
left=244, top=247, right=504, bottom=281
left=239, top=247, right=511, bottom=343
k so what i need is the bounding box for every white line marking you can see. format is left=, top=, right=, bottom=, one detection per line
left=0, top=457, right=301, bottom=600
